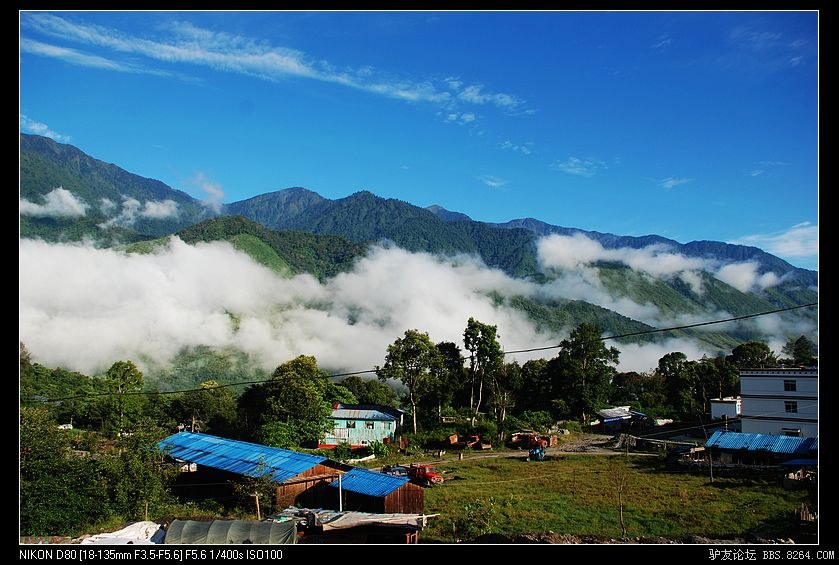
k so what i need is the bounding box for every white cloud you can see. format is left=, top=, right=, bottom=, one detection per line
left=444, top=112, right=477, bottom=125
left=19, top=239, right=548, bottom=375
left=457, top=84, right=521, bottom=109
left=22, top=14, right=526, bottom=115
left=732, top=222, right=818, bottom=259
left=501, top=140, right=533, bottom=155
left=614, top=338, right=713, bottom=373
left=659, top=177, right=693, bottom=189
left=187, top=172, right=225, bottom=213
left=20, top=187, right=88, bottom=217
left=140, top=199, right=179, bottom=219
left=715, top=261, right=781, bottom=293
left=552, top=156, right=606, bottom=177
left=99, top=196, right=180, bottom=227
left=19, top=235, right=804, bottom=380
left=19, top=114, right=71, bottom=143
left=537, top=233, right=783, bottom=295
left=477, top=175, right=507, bottom=189
left=100, top=198, right=117, bottom=214
left=650, top=34, right=672, bottom=49
left=20, top=38, right=172, bottom=78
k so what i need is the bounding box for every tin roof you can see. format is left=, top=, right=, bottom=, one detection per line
left=158, top=432, right=326, bottom=483
left=329, top=467, right=409, bottom=497
left=705, top=430, right=818, bottom=455
left=330, top=409, right=396, bottom=421
left=596, top=407, right=632, bottom=420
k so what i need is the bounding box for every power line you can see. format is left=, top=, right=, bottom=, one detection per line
left=503, top=302, right=817, bottom=355
left=25, top=302, right=817, bottom=403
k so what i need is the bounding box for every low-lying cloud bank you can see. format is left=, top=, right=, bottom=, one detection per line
left=19, top=235, right=809, bottom=378
left=537, top=233, right=785, bottom=293
left=20, top=187, right=89, bottom=218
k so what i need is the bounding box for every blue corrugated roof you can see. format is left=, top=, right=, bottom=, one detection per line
left=158, top=432, right=326, bottom=483
left=329, top=467, right=409, bottom=497
left=706, top=430, right=818, bottom=455
left=330, top=409, right=396, bottom=421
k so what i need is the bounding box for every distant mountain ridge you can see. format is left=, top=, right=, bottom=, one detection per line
left=20, top=133, right=816, bottom=289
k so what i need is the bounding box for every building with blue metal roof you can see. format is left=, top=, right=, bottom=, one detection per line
left=159, top=431, right=329, bottom=483
left=159, top=432, right=424, bottom=515
left=321, top=405, right=399, bottom=449
left=705, top=430, right=818, bottom=466
left=329, top=467, right=424, bottom=514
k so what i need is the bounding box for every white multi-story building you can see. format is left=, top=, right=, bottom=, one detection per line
left=739, top=368, right=817, bottom=437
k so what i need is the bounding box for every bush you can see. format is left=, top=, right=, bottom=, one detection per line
left=519, top=410, right=554, bottom=431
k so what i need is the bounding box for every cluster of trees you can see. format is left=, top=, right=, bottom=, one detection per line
left=19, top=328, right=816, bottom=536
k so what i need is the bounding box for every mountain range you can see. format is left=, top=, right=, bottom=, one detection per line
left=19, top=133, right=818, bottom=361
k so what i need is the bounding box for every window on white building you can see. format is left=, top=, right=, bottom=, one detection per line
left=346, top=421, right=356, bottom=429
left=784, top=380, right=797, bottom=392
left=365, top=421, right=375, bottom=429
left=784, top=401, right=798, bottom=413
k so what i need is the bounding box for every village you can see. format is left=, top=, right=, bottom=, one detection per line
left=31, top=365, right=814, bottom=546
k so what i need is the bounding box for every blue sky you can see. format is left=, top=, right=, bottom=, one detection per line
left=19, top=10, right=818, bottom=270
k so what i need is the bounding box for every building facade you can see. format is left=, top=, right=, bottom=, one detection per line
left=321, top=407, right=398, bottom=448
left=710, top=397, right=741, bottom=420
left=740, top=368, right=817, bottom=437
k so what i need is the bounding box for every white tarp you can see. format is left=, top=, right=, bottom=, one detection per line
left=80, top=521, right=165, bottom=545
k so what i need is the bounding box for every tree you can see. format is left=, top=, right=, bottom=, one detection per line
left=463, top=318, right=504, bottom=425
left=607, top=454, right=631, bottom=538
left=655, top=352, right=697, bottom=417
left=20, top=406, right=109, bottom=535
left=782, top=335, right=817, bottom=366
left=487, top=361, right=522, bottom=443
left=516, top=358, right=551, bottom=414
left=230, top=459, right=277, bottom=520
left=695, top=356, right=739, bottom=411
left=338, top=375, right=399, bottom=407
left=172, top=380, right=238, bottom=435
left=427, top=341, right=464, bottom=420
left=237, top=355, right=333, bottom=447
left=101, top=360, right=145, bottom=436
left=376, top=329, right=442, bottom=434
left=547, top=323, right=619, bottom=423
left=727, top=341, right=777, bottom=369
left=103, top=418, right=177, bottom=521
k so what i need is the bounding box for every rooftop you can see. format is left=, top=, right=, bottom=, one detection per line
left=158, top=432, right=327, bottom=483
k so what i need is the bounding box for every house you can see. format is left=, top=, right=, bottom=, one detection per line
left=704, top=430, right=818, bottom=466
left=594, top=406, right=649, bottom=433
left=158, top=432, right=425, bottom=515
left=710, top=396, right=741, bottom=421
left=739, top=368, right=817, bottom=437
left=158, top=432, right=348, bottom=509
left=327, top=467, right=424, bottom=514
left=321, top=404, right=399, bottom=449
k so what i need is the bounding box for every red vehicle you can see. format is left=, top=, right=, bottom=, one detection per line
left=382, top=463, right=444, bottom=486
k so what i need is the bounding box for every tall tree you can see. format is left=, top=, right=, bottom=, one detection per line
left=547, top=323, right=619, bottom=423
left=338, top=375, right=399, bottom=407
left=463, top=318, right=504, bottom=425
left=487, top=361, right=522, bottom=443
left=655, top=352, right=696, bottom=416
left=782, top=335, right=818, bottom=366
left=237, top=355, right=333, bottom=447
left=695, top=356, right=739, bottom=410
left=101, top=360, right=145, bottom=437
left=20, top=406, right=108, bottom=535
left=727, top=341, right=777, bottom=369
left=516, top=358, right=551, bottom=414
left=376, top=329, right=442, bottom=434
left=172, top=380, right=237, bottom=435
left=429, top=341, right=465, bottom=420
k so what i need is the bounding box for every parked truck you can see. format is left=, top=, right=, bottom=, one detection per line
left=382, top=463, right=444, bottom=486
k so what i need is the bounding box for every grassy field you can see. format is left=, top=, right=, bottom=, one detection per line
left=420, top=453, right=812, bottom=543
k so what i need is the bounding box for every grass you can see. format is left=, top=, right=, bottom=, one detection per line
left=420, top=454, right=811, bottom=542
